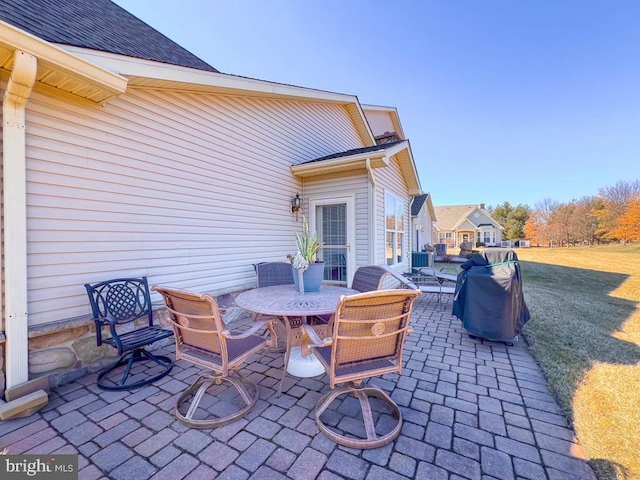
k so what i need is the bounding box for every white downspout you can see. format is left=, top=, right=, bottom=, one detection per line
left=365, top=158, right=376, bottom=265
left=409, top=196, right=416, bottom=255
left=3, top=50, right=37, bottom=389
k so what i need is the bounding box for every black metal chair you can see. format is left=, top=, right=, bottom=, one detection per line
left=85, top=277, right=174, bottom=391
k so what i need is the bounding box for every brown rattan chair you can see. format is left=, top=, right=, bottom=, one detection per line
left=253, top=261, right=298, bottom=350
left=301, top=289, right=421, bottom=448
left=152, top=285, right=276, bottom=429
left=309, top=265, right=391, bottom=327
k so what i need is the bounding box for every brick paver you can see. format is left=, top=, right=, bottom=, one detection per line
left=0, top=294, right=597, bottom=479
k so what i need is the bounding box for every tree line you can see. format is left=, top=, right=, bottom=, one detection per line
left=487, top=179, right=640, bottom=246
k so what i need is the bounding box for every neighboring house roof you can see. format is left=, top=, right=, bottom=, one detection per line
left=411, top=194, right=428, bottom=216
left=434, top=205, right=477, bottom=230
left=0, top=0, right=218, bottom=72
left=411, top=193, right=437, bottom=222
left=433, top=204, right=503, bottom=231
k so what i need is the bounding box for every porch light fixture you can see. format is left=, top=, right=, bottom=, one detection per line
left=291, top=193, right=301, bottom=213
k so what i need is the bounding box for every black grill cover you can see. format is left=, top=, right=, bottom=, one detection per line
left=452, top=249, right=530, bottom=342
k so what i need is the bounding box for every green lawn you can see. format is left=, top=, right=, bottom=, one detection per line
left=515, top=245, right=640, bottom=480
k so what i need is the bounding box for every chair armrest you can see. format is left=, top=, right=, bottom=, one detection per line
left=100, top=316, right=124, bottom=352
left=379, top=265, right=419, bottom=290
left=223, top=319, right=276, bottom=340
left=300, top=324, right=332, bottom=348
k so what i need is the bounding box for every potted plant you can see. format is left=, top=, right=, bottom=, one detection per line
left=287, top=216, right=325, bottom=292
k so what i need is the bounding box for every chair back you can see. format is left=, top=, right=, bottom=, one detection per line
left=153, top=286, right=227, bottom=363
left=256, top=262, right=294, bottom=287
left=85, top=277, right=153, bottom=326
left=327, top=289, right=420, bottom=386
left=350, top=265, right=390, bottom=292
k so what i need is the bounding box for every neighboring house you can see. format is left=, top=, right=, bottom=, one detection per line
left=410, top=193, right=436, bottom=252
left=433, top=204, right=504, bottom=249
left=0, top=0, right=424, bottom=391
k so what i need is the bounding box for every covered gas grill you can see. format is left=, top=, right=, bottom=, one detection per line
left=452, top=249, right=530, bottom=343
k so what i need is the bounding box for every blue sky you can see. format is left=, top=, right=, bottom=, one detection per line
left=114, top=0, right=640, bottom=209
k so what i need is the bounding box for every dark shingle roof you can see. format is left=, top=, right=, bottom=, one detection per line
left=411, top=193, right=429, bottom=216
left=301, top=139, right=405, bottom=165
left=0, top=0, right=218, bottom=73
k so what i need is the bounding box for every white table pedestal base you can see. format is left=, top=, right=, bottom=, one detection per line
left=286, top=347, right=324, bottom=378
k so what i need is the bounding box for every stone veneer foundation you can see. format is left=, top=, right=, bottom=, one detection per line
left=0, top=291, right=249, bottom=400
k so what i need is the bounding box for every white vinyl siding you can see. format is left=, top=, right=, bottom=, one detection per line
left=374, top=155, right=410, bottom=269
left=24, top=88, right=364, bottom=325
left=362, top=110, right=395, bottom=138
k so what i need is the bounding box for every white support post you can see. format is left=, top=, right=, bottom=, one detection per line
left=3, top=50, right=37, bottom=389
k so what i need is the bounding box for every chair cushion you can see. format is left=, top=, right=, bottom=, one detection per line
left=315, top=346, right=396, bottom=378
left=183, top=334, right=266, bottom=367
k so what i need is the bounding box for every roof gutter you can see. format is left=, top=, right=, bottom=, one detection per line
left=3, top=50, right=37, bottom=389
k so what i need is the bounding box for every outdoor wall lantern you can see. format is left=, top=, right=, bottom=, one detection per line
left=291, top=193, right=302, bottom=214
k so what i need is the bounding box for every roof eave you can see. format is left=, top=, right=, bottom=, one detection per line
left=424, top=194, right=437, bottom=221
left=0, top=20, right=127, bottom=104
left=392, top=141, right=421, bottom=195
left=291, top=150, right=389, bottom=177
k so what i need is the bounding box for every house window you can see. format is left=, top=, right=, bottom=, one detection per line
left=478, top=229, right=493, bottom=244
left=438, top=232, right=453, bottom=244
left=385, top=192, right=405, bottom=265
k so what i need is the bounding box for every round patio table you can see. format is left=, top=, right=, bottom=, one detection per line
left=235, top=284, right=357, bottom=395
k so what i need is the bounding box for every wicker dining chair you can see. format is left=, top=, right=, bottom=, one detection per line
left=309, top=265, right=390, bottom=327
left=84, top=277, right=174, bottom=391
left=301, top=289, right=421, bottom=448
left=253, top=261, right=296, bottom=349
left=255, top=261, right=295, bottom=288
left=152, top=285, right=276, bottom=429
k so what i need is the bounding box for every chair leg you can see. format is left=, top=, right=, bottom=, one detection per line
left=96, top=348, right=174, bottom=391
left=315, top=383, right=403, bottom=449
left=175, top=370, right=259, bottom=429
left=277, top=343, right=293, bottom=397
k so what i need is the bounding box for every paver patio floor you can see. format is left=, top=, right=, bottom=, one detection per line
left=0, top=293, right=596, bottom=480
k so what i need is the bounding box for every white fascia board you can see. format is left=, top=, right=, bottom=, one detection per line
left=385, top=140, right=409, bottom=158
left=425, top=194, right=437, bottom=221
left=361, top=103, right=395, bottom=111
left=0, top=21, right=127, bottom=94
left=61, top=46, right=360, bottom=104
left=392, top=141, right=422, bottom=194
left=349, top=100, right=377, bottom=146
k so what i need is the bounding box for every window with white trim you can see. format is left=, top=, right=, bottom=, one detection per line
left=438, top=232, right=453, bottom=244
left=385, top=192, right=405, bottom=266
